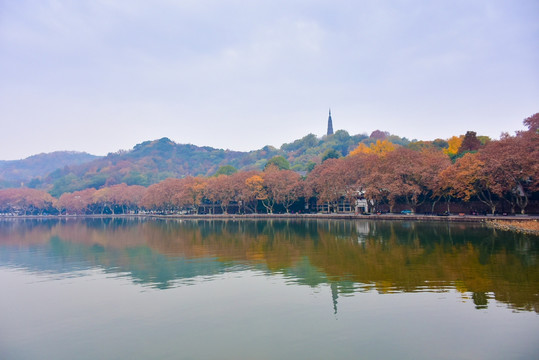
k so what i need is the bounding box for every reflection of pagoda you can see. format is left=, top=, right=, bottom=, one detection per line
left=331, top=282, right=339, bottom=314
left=327, top=109, right=334, bottom=135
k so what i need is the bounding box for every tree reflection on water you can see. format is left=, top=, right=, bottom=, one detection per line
left=0, top=218, right=537, bottom=312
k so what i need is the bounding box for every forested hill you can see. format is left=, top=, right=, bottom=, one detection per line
left=0, top=151, right=99, bottom=189
left=1, top=130, right=410, bottom=197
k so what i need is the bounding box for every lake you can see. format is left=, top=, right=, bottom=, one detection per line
left=0, top=218, right=537, bottom=359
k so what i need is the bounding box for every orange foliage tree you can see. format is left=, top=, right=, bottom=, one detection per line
left=205, top=175, right=232, bottom=214
left=180, top=176, right=207, bottom=214
left=260, top=165, right=304, bottom=214
left=140, top=178, right=183, bottom=212
left=440, top=153, right=499, bottom=214
left=245, top=174, right=266, bottom=214
left=230, top=171, right=258, bottom=214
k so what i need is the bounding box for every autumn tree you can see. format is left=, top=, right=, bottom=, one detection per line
left=419, top=150, right=453, bottom=213
left=57, top=188, right=97, bottom=215
left=369, top=130, right=389, bottom=140
left=230, top=170, right=258, bottom=214
left=306, top=158, right=350, bottom=212
left=440, top=153, right=499, bottom=214
left=358, top=155, right=394, bottom=212
left=93, top=187, right=113, bottom=214
left=245, top=174, right=266, bottom=214
left=0, top=188, right=55, bottom=215
left=180, top=176, right=207, bottom=214
left=88, top=183, right=147, bottom=214
left=459, top=131, right=481, bottom=154
left=273, top=170, right=303, bottom=213
left=350, top=140, right=396, bottom=157
left=349, top=143, right=370, bottom=156
left=259, top=166, right=280, bottom=213
left=120, top=184, right=147, bottom=213
left=205, top=175, right=236, bottom=214
left=140, top=178, right=183, bottom=212
left=340, top=153, right=376, bottom=210
left=443, top=135, right=463, bottom=157
left=259, top=165, right=304, bottom=213
left=478, top=122, right=539, bottom=214
left=522, top=112, right=539, bottom=133
left=386, top=149, right=434, bottom=212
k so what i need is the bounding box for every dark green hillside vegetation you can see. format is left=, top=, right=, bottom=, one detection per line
left=1, top=129, right=422, bottom=197
left=43, top=132, right=390, bottom=196
left=45, top=138, right=284, bottom=196
left=47, top=138, right=242, bottom=196
left=281, top=131, right=369, bottom=170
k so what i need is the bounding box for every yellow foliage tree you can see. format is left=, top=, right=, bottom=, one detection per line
left=443, top=135, right=463, bottom=156
left=245, top=175, right=266, bottom=200
left=349, top=143, right=370, bottom=156
left=350, top=140, right=396, bottom=157
left=370, top=139, right=396, bottom=155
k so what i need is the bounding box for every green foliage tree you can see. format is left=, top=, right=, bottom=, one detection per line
left=306, top=161, right=317, bottom=173
left=477, top=136, right=491, bottom=146
left=432, top=139, right=449, bottom=149
left=281, top=133, right=320, bottom=151
left=321, top=148, right=342, bottom=162
left=214, top=165, right=238, bottom=176
left=265, top=156, right=290, bottom=170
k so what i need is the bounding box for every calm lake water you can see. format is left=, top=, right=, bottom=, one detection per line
left=0, top=218, right=537, bottom=360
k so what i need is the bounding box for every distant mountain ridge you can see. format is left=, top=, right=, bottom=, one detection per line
left=0, top=151, right=100, bottom=188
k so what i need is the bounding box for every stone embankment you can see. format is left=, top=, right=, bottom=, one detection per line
left=143, top=212, right=537, bottom=224
left=486, top=219, right=539, bottom=236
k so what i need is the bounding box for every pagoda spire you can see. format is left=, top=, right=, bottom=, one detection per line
left=327, top=108, right=334, bottom=135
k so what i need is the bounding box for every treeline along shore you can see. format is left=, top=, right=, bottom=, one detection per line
left=1, top=114, right=538, bottom=219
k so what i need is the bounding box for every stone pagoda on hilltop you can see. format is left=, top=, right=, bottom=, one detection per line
left=327, top=109, right=334, bottom=135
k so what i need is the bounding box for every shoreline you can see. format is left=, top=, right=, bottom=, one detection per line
left=2, top=212, right=538, bottom=222
left=485, top=219, right=539, bottom=236
left=3, top=213, right=539, bottom=235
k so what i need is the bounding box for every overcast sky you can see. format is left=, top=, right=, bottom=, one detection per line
left=1, top=0, right=538, bottom=160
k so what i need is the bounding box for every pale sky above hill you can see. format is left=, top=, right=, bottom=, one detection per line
left=1, top=0, right=538, bottom=160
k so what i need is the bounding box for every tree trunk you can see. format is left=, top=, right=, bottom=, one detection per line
left=516, top=193, right=528, bottom=215
left=477, top=190, right=497, bottom=215
left=431, top=195, right=441, bottom=214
